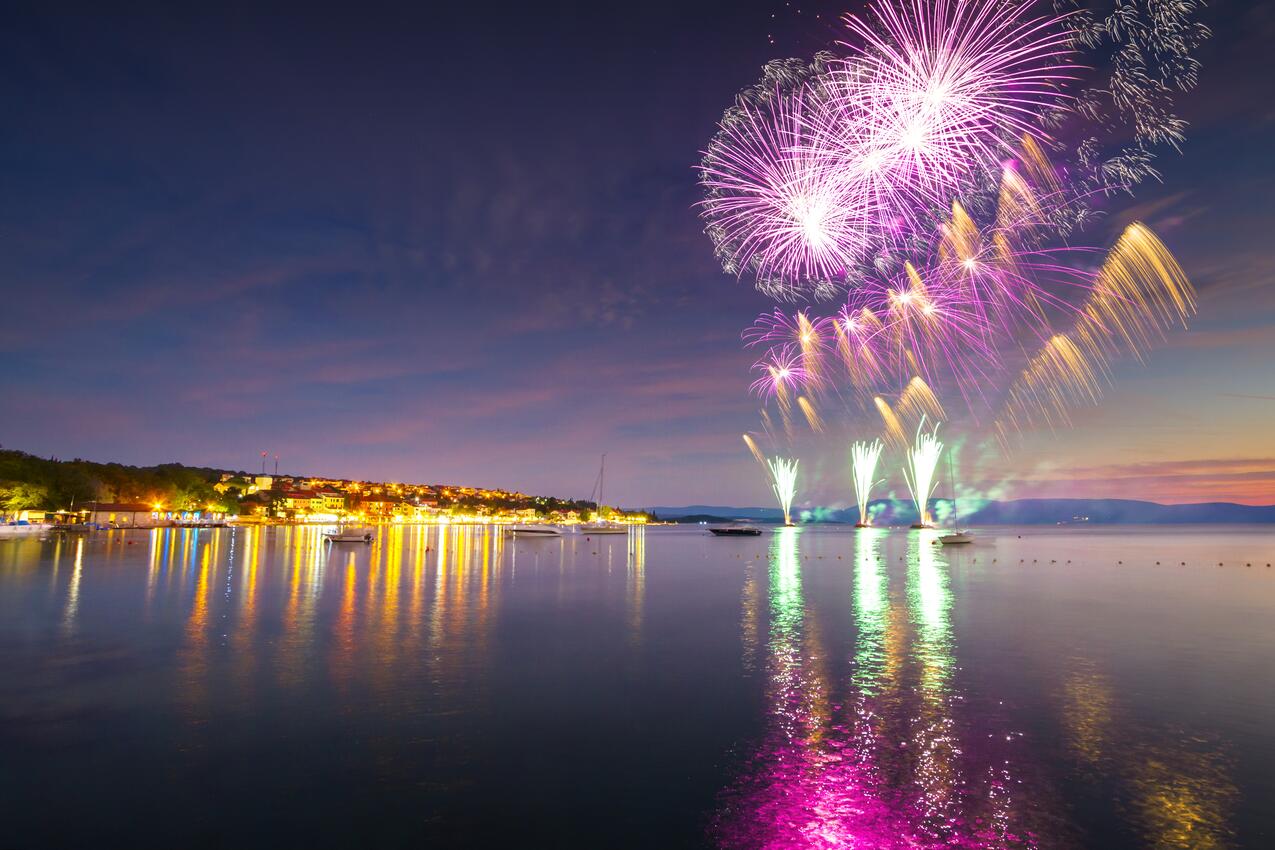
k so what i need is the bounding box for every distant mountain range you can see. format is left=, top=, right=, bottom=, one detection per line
left=646, top=498, right=1275, bottom=525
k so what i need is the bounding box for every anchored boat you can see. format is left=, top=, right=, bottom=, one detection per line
left=325, top=529, right=373, bottom=543
left=709, top=525, right=763, bottom=537
left=506, top=524, right=562, bottom=537
left=939, top=453, right=973, bottom=546
left=579, top=453, right=628, bottom=535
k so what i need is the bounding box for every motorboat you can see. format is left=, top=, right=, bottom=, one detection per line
left=325, top=529, right=373, bottom=543
left=579, top=522, right=627, bottom=535
left=0, top=523, right=46, bottom=537
left=506, top=524, right=562, bottom=537
left=709, top=525, right=763, bottom=537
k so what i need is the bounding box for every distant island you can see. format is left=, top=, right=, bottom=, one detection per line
left=649, top=499, right=1275, bottom=525
left=0, top=449, right=650, bottom=525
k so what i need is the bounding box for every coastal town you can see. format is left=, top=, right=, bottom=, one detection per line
left=0, top=450, right=651, bottom=530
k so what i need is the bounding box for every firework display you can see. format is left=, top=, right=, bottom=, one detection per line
left=902, top=419, right=944, bottom=526
left=707, top=0, right=1206, bottom=516
left=766, top=456, right=800, bottom=526
left=850, top=439, right=885, bottom=526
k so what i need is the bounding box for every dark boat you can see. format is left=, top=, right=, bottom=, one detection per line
left=709, top=525, right=763, bottom=537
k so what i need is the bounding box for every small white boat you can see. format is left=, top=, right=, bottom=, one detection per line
left=325, top=529, right=373, bottom=543
left=939, top=531, right=973, bottom=545
left=506, top=524, right=562, bottom=537
left=579, top=522, right=627, bottom=535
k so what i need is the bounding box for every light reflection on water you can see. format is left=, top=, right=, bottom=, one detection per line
left=0, top=524, right=1271, bottom=848
left=716, top=529, right=1048, bottom=849
left=714, top=527, right=1267, bottom=850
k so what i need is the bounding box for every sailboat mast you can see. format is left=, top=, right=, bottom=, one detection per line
left=948, top=451, right=959, bottom=526
left=599, top=453, right=605, bottom=516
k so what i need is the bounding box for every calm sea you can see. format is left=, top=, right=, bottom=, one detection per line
left=1, top=524, right=1273, bottom=848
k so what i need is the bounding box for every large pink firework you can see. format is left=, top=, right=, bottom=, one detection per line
left=700, top=0, right=1078, bottom=297
left=701, top=87, right=874, bottom=292
left=838, top=0, right=1079, bottom=192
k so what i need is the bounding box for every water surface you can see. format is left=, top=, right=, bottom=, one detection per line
left=1, top=524, right=1272, bottom=848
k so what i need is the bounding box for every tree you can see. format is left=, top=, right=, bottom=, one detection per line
left=0, top=481, right=50, bottom=513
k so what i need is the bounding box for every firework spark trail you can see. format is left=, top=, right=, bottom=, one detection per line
left=898, top=376, right=947, bottom=425
left=750, top=346, right=809, bottom=418
left=797, top=396, right=825, bottom=433
left=851, top=439, right=886, bottom=525
left=1075, top=223, right=1196, bottom=361
left=875, top=395, right=909, bottom=452
left=746, top=310, right=832, bottom=390
left=902, top=418, right=943, bottom=526
left=996, top=222, right=1197, bottom=441
left=767, top=456, right=800, bottom=526
left=742, top=149, right=1199, bottom=423
left=834, top=306, right=888, bottom=393
left=743, top=433, right=767, bottom=465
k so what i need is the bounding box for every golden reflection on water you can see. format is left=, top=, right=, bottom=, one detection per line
left=1061, top=660, right=1238, bottom=849
left=61, top=537, right=83, bottom=636
left=627, top=527, right=646, bottom=644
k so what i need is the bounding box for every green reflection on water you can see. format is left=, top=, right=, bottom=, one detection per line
left=852, top=528, right=889, bottom=695
left=909, top=531, right=954, bottom=697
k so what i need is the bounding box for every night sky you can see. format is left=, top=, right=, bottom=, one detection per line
left=3, top=2, right=1273, bottom=508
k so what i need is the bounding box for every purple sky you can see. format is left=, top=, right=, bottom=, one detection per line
left=2, top=2, right=1273, bottom=507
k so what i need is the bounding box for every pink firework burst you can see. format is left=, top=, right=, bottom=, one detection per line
left=701, top=0, right=1079, bottom=295
left=840, top=0, right=1079, bottom=190
left=749, top=345, right=811, bottom=399
left=701, top=85, right=876, bottom=294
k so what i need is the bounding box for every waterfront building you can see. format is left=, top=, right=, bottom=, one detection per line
left=84, top=502, right=162, bottom=528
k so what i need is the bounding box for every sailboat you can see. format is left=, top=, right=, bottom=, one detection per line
left=579, top=453, right=628, bottom=535
left=939, top=451, right=973, bottom=545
